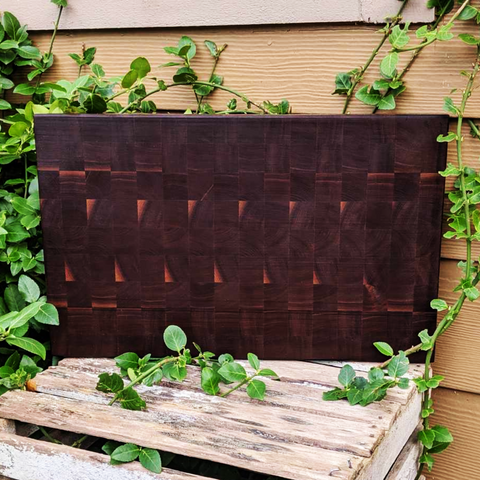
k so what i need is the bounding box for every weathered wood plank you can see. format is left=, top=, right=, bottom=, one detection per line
left=0, top=432, right=207, bottom=480
left=0, top=390, right=363, bottom=480
left=385, top=425, right=422, bottom=480
left=0, top=420, right=15, bottom=435
left=0, top=360, right=422, bottom=480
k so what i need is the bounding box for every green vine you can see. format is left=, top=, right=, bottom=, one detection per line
left=327, top=4, right=480, bottom=477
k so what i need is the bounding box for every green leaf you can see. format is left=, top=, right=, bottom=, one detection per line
left=420, top=453, right=434, bottom=471
left=2, top=12, right=20, bottom=39
left=1, top=302, right=42, bottom=329
left=458, top=5, right=478, bottom=21
left=178, top=36, right=196, bottom=60
left=34, top=303, right=59, bottom=326
left=0, top=40, right=18, bottom=49
left=0, top=77, right=14, bottom=89
left=6, top=336, right=46, bottom=360
left=51, top=0, right=68, bottom=6
left=458, top=33, right=480, bottom=45
left=118, top=388, right=146, bottom=410
left=388, top=351, right=409, bottom=378
left=373, top=341, right=394, bottom=357
left=443, top=97, right=459, bottom=115
left=218, top=362, right=247, bottom=383
left=398, top=377, right=410, bottom=389
left=96, top=372, right=124, bottom=394
left=380, top=52, right=399, bottom=78
left=465, top=286, right=480, bottom=301
left=347, top=388, right=363, bottom=406
left=322, top=387, right=348, bottom=401
left=0, top=366, right=14, bottom=378
left=432, top=425, right=453, bottom=443
left=84, top=94, right=107, bottom=114
left=115, top=352, right=140, bottom=371
left=162, top=362, right=187, bottom=382
left=142, top=368, right=163, bottom=387
left=18, top=275, right=40, bottom=303
left=16, top=46, right=41, bottom=60
left=437, top=132, right=457, bottom=142
left=247, top=353, right=260, bottom=370
left=418, top=429, right=435, bottom=449
left=4, top=284, right=25, bottom=311
left=377, top=94, right=396, bottom=111
left=368, top=368, right=384, bottom=382
left=13, top=83, right=36, bottom=96
left=338, top=364, right=355, bottom=387
left=353, top=376, right=368, bottom=390
left=83, top=47, right=96, bottom=64
left=439, top=163, right=461, bottom=177
left=418, top=329, right=434, bottom=350
left=0, top=99, right=12, bottom=110
left=430, top=299, right=448, bottom=313
left=355, top=85, right=381, bottom=106
left=130, top=57, right=151, bottom=79
left=372, top=79, right=391, bottom=90
left=159, top=61, right=181, bottom=68
left=21, top=214, right=41, bottom=230
left=246, top=379, right=266, bottom=400
left=389, top=24, right=410, bottom=49
left=9, top=122, right=29, bottom=138
left=333, top=72, right=352, bottom=94
left=426, top=375, right=444, bottom=389
left=172, top=67, right=197, bottom=83
left=257, top=368, right=279, bottom=379
left=11, top=198, right=35, bottom=217
left=204, top=40, right=218, bottom=57
left=111, top=443, right=141, bottom=463
left=121, top=69, right=138, bottom=88
left=163, top=325, right=187, bottom=352
left=91, top=63, right=105, bottom=77
left=102, top=440, right=122, bottom=456
left=139, top=448, right=162, bottom=474
left=437, top=24, right=453, bottom=41
left=201, top=367, right=220, bottom=395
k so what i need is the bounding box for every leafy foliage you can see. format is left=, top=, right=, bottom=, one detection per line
left=335, top=0, right=473, bottom=113
left=96, top=326, right=279, bottom=411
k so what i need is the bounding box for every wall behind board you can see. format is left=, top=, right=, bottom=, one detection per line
left=7, top=2, right=480, bottom=478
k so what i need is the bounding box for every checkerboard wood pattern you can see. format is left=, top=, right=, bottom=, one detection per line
left=35, top=114, right=448, bottom=359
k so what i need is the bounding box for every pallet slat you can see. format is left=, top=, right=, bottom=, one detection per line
left=0, top=432, right=207, bottom=480
left=0, top=360, right=422, bottom=480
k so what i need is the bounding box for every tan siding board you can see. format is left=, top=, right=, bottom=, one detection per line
left=434, top=260, right=480, bottom=395
left=425, top=388, right=480, bottom=480
left=9, top=13, right=480, bottom=115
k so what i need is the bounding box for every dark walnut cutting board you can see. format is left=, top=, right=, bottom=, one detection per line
left=35, top=114, right=448, bottom=360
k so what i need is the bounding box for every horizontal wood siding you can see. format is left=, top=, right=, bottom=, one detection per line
left=7, top=4, right=478, bottom=477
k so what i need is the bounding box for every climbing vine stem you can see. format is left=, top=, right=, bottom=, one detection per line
left=340, top=0, right=409, bottom=114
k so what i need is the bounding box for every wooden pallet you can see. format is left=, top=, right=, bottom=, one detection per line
left=0, top=359, right=425, bottom=480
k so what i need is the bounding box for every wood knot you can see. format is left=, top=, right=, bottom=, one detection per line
left=26, top=379, right=37, bottom=392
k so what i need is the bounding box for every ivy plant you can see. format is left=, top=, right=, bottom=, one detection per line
left=330, top=7, right=480, bottom=478
left=96, top=325, right=279, bottom=411
left=335, top=0, right=470, bottom=113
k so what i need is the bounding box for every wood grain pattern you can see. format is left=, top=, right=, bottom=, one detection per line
left=431, top=260, right=480, bottom=395
left=11, top=12, right=480, bottom=116
left=425, top=388, right=480, bottom=480
left=0, top=432, right=208, bottom=480
left=385, top=425, right=422, bottom=480
left=35, top=114, right=448, bottom=360
left=0, top=358, right=423, bottom=480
